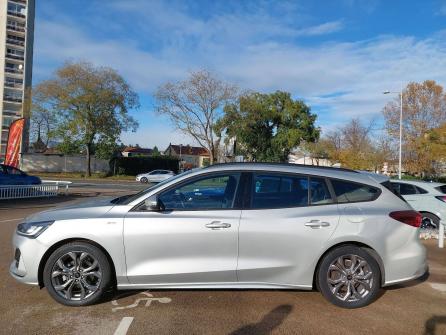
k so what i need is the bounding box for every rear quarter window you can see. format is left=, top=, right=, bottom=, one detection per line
left=330, top=179, right=380, bottom=203
left=434, top=185, right=446, bottom=194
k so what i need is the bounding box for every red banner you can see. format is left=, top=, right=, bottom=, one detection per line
left=4, top=118, right=25, bottom=168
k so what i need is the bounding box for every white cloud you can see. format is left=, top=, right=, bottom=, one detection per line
left=296, top=21, right=344, bottom=36
left=33, top=1, right=446, bottom=145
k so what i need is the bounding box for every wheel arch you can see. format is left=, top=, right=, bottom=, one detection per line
left=419, top=211, right=440, bottom=220
left=313, top=241, right=386, bottom=289
left=38, top=238, right=117, bottom=288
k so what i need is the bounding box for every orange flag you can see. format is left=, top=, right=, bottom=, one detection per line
left=4, top=118, right=25, bottom=168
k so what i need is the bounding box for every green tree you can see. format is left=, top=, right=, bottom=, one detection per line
left=217, top=91, right=319, bottom=162
left=33, top=61, right=139, bottom=176
left=382, top=80, right=446, bottom=175
left=152, top=146, right=160, bottom=156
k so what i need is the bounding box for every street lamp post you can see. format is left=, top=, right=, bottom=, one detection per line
left=383, top=84, right=403, bottom=179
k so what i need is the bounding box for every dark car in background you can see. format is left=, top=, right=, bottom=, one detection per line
left=0, top=164, right=41, bottom=185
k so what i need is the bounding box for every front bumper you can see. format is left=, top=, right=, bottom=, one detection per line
left=9, top=232, right=46, bottom=286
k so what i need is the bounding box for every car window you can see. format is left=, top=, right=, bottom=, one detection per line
left=150, top=171, right=159, bottom=175
left=310, top=177, right=333, bottom=205
left=158, top=173, right=240, bottom=210
left=252, top=174, right=309, bottom=209
left=435, top=185, right=446, bottom=194
left=397, top=183, right=417, bottom=195
left=415, top=186, right=428, bottom=194
left=5, top=166, right=23, bottom=175
left=331, top=179, right=380, bottom=203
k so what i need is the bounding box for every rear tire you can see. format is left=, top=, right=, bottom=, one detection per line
left=317, top=245, right=381, bottom=309
left=43, top=242, right=112, bottom=306
left=420, top=213, right=439, bottom=230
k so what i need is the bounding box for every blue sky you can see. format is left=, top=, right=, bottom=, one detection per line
left=33, top=0, right=446, bottom=149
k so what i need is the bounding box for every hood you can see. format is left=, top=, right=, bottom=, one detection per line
left=25, top=197, right=116, bottom=223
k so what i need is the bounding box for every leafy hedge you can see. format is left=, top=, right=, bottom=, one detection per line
left=109, top=156, right=180, bottom=175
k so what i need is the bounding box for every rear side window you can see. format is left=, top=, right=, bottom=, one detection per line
left=399, top=183, right=417, bottom=195
left=252, top=174, right=309, bottom=209
left=435, top=185, right=446, bottom=194
left=310, top=177, right=333, bottom=205
left=415, top=186, right=428, bottom=194
left=331, top=179, right=380, bottom=203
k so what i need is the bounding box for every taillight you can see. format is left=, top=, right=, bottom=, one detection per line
left=389, top=210, right=422, bottom=228
left=435, top=196, right=446, bottom=203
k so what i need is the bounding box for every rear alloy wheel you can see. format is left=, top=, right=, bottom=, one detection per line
left=317, top=245, right=381, bottom=308
left=421, top=213, right=439, bottom=230
left=140, top=177, right=148, bottom=184
left=43, top=242, right=112, bottom=306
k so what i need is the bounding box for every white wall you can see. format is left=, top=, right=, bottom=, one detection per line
left=20, top=153, right=109, bottom=173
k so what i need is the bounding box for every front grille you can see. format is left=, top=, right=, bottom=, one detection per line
left=14, top=248, right=21, bottom=268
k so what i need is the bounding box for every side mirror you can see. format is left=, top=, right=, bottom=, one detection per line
left=144, top=195, right=162, bottom=211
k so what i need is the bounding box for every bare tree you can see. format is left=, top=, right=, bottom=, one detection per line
left=155, top=70, right=238, bottom=164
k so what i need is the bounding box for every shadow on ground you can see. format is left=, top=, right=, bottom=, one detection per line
left=229, top=305, right=293, bottom=335
left=425, top=315, right=446, bottom=335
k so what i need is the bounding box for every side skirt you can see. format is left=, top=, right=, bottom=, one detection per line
left=117, top=282, right=313, bottom=290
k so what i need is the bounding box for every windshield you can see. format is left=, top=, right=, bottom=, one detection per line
left=112, top=170, right=194, bottom=205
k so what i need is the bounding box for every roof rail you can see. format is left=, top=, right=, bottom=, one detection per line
left=203, top=162, right=359, bottom=173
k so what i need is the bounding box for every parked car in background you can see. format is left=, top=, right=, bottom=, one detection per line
left=0, top=164, right=41, bottom=185
left=10, top=163, right=426, bottom=309
left=390, top=180, right=446, bottom=230
left=135, top=170, right=175, bottom=183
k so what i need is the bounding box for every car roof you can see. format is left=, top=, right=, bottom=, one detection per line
left=201, top=163, right=384, bottom=186
left=390, top=179, right=445, bottom=188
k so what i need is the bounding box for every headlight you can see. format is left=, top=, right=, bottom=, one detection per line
left=16, top=220, right=54, bottom=238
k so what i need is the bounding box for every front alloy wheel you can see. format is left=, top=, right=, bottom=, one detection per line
left=44, top=242, right=112, bottom=306
left=317, top=245, right=381, bottom=308
left=51, top=251, right=102, bottom=301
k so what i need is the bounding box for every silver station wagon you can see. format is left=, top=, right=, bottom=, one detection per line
left=10, top=163, right=427, bottom=308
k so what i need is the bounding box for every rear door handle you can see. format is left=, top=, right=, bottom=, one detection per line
left=305, top=220, right=330, bottom=228
left=205, top=221, right=231, bottom=229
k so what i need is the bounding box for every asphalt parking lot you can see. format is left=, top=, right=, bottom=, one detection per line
left=0, top=185, right=445, bottom=335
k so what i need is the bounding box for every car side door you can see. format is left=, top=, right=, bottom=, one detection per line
left=237, top=172, right=340, bottom=287
left=123, top=172, right=243, bottom=285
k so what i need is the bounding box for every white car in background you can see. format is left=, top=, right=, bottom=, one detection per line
left=390, top=180, right=446, bottom=230
left=136, top=170, right=175, bottom=183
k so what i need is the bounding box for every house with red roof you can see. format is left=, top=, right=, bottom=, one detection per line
left=164, top=143, right=210, bottom=168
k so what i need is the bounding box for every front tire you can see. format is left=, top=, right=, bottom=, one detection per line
left=140, top=177, right=148, bottom=183
left=317, top=245, right=381, bottom=309
left=43, top=242, right=112, bottom=306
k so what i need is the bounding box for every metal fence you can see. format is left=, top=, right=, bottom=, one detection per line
left=0, top=181, right=71, bottom=200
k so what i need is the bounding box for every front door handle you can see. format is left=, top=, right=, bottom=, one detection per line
left=205, top=221, right=231, bottom=229
left=305, top=220, right=330, bottom=228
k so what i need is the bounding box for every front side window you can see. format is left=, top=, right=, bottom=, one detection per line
left=331, top=179, right=380, bottom=203
left=252, top=174, right=309, bottom=209
left=158, top=173, right=240, bottom=210
left=5, top=166, right=23, bottom=175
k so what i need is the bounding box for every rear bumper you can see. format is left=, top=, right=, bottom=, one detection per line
left=383, top=238, right=428, bottom=286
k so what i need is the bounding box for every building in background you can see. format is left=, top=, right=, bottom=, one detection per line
left=121, top=146, right=153, bottom=157
left=0, top=0, right=35, bottom=159
left=164, top=144, right=210, bottom=169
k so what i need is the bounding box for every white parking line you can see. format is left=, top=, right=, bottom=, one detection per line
left=113, top=317, right=134, bottom=335
left=0, top=218, right=23, bottom=223
left=430, top=283, right=446, bottom=293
